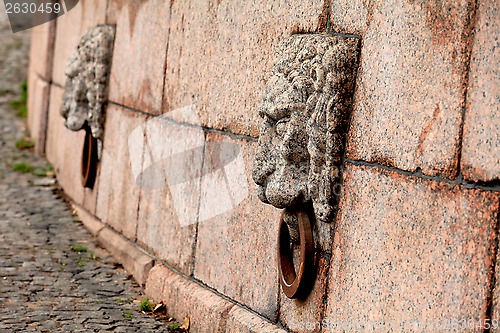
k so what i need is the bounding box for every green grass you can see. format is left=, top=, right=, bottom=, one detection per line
left=168, top=323, right=180, bottom=330
left=139, top=298, right=153, bottom=312
left=10, top=81, right=28, bottom=118
left=15, top=105, right=27, bottom=118
left=11, top=161, right=54, bottom=177
left=15, top=137, right=34, bottom=149
left=75, top=257, right=88, bottom=267
left=124, top=312, right=132, bottom=319
left=12, top=162, right=35, bottom=173
left=114, top=298, right=129, bottom=304
left=70, top=244, right=88, bottom=253
left=73, top=250, right=98, bottom=266
left=32, top=163, right=53, bottom=177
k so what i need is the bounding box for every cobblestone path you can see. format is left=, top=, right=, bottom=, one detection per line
left=0, top=90, right=170, bottom=333
left=0, top=9, right=173, bottom=333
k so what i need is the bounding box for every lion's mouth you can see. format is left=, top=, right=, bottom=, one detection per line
left=256, top=181, right=309, bottom=209
left=256, top=185, right=270, bottom=204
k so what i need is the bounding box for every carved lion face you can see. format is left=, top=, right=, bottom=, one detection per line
left=252, top=34, right=360, bottom=223
left=253, top=73, right=311, bottom=206
left=61, top=25, right=115, bottom=141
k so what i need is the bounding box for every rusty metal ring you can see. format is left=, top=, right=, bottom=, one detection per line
left=278, top=209, right=314, bottom=299
left=81, top=127, right=98, bottom=189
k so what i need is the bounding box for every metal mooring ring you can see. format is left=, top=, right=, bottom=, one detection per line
left=81, top=127, right=98, bottom=189
left=278, top=209, right=315, bottom=299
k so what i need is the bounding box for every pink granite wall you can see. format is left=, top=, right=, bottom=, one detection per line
left=28, top=0, right=499, bottom=332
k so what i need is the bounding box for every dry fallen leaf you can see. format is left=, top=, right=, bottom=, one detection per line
left=180, top=316, right=190, bottom=330
left=153, top=303, right=164, bottom=312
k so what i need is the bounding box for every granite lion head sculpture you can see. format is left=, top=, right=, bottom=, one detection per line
left=252, top=34, right=360, bottom=223
left=60, top=25, right=115, bottom=141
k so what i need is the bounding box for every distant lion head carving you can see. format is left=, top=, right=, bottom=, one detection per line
left=60, top=25, right=115, bottom=141
left=252, top=34, right=360, bottom=223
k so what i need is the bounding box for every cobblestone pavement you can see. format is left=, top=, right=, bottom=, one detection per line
left=0, top=61, right=172, bottom=333
left=0, top=10, right=176, bottom=333
left=0, top=11, right=172, bottom=333
left=0, top=106, right=172, bottom=333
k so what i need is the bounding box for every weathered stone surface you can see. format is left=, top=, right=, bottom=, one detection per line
left=52, top=2, right=82, bottom=86
left=45, top=84, right=86, bottom=204
left=493, top=250, right=500, bottom=333
left=346, top=0, right=473, bottom=179
left=44, top=85, right=64, bottom=163
left=325, top=164, right=499, bottom=332
left=46, top=85, right=98, bottom=211
left=146, top=264, right=234, bottom=333
left=491, top=243, right=500, bottom=333
left=144, top=265, right=168, bottom=303
left=45, top=85, right=64, bottom=167
left=72, top=202, right=105, bottom=236
left=55, top=126, right=87, bottom=205
left=28, top=20, right=55, bottom=81
left=194, top=132, right=281, bottom=319
left=164, top=1, right=324, bottom=137
left=107, top=0, right=171, bottom=113
left=27, top=77, right=49, bottom=155
left=95, top=104, right=145, bottom=241
left=279, top=254, right=328, bottom=333
left=329, top=0, right=371, bottom=35
left=60, top=25, right=115, bottom=140
left=97, top=227, right=154, bottom=287
left=134, top=109, right=200, bottom=275
left=253, top=33, right=360, bottom=229
left=461, top=0, right=499, bottom=182
left=226, top=306, right=288, bottom=333
left=79, top=0, right=108, bottom=29
left=52, top=0, right=107, bottom=86
left=82, top=179, right=99, bottom=215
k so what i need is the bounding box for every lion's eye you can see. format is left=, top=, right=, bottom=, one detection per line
left=262, top=116, right=275, bottom=129
left=275, top=118, right=289, bottom=137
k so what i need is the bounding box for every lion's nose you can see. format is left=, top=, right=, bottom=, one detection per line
left=252, top=162, right=275, bottom=186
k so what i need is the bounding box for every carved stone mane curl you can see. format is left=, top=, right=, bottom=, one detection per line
left=275, top=34, right=360, bottom=222
left=60, top=25, right=115, bottom=141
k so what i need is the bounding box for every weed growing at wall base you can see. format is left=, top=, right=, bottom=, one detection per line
left=15, top=137, right=34, bottom=149
left=139, top=299, right=153, bottom=313
left=12, top=162, right=34, bottom=173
